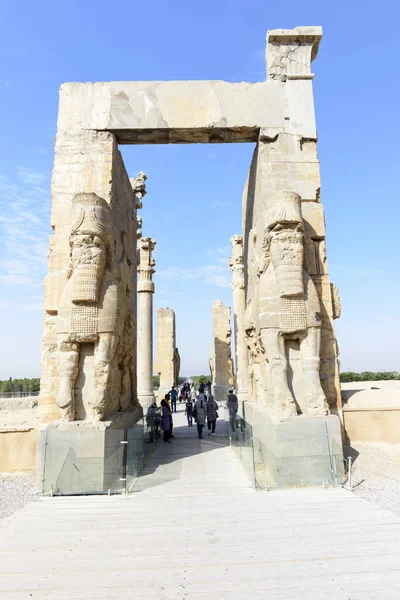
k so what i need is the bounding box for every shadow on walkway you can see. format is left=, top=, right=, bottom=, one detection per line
left=132, top=406, right=230, bottom=493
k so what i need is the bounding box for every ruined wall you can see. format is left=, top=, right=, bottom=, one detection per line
left=241, top=27, right=341, bottom=416
left=155, top=308, right=178, bottom=400
left=242, top=136, right=341, bottom=414
left=210, top=301, right=234, bottom=403
left=39, top=127, right=140, bottom=422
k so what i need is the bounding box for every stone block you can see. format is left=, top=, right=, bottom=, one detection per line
left=301, top=201, right=325, bottom=238
left=0, top=427, right=37, bottom=472
left=36, top=408, right=143, bottom=494
left=243, top=402, right=344, bottom=488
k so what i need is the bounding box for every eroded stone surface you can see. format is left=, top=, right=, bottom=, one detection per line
left=242, top=130, right=341, bottom=419
left=210, top=301, right=234, bottom=403
left=155, top=308, right=179, bottom=401
left=137, top=237, right=156, bottom=410
left=40, top=131, right=142, bottom=423
left=38, top=23, right=341, bottom=436
left=229, top=235, right=248, bottom=401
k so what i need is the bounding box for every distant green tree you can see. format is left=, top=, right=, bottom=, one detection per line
left=0, top=378, right=41, bottom=393
left=177, top=376, right=186, bottom=385
left=191, top=375, right=210, bottom=388
left=0, top=380, right=13, bottom=393
left=360, top=371, right=375, bottom=381
left=340, top=371, right=400, bottom=383
left=152, top=375, right=160, bottom=391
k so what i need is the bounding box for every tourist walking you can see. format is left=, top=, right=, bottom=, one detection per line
left=206, top=393, right=218, bottom=435
left=190, top=384, right=196, bottom=400
left=160, top=398, right=172, bottom=443
left=185, top=397, right=194, bottom=426
left=169, top=385, right=178, bottom=412
left=194, top=393, right=207, bottom=439
left=226, top=387, right=239, bottom=432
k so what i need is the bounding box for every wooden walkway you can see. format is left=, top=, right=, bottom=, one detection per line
left=1, top=406, right=400, bottom=599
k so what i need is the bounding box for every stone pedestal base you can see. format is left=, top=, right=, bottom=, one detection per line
left=242, top=403, right=344, bottom=488
left=36, top=407, right=144, bottom=495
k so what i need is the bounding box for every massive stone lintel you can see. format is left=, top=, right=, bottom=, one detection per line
left=55, top=28, right=323, bottom=144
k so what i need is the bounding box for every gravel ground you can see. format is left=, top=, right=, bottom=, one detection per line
left=344, top=442, right=400, bottom=516
left=0, top=473, right=40, bottom=520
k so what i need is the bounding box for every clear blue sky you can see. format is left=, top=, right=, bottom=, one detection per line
left=0, top=0, right=398, bottom=379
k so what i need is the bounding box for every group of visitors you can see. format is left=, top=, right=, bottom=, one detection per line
left=184, top=390, right=219, bottom=439
left=146, top=382, right=239, bottom=443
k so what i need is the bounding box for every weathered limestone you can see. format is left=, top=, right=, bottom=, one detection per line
left=155, top=309, right=179, bottom=400
left=56, top=81, right=286, bottom=143
left=137, top=237, right=156, bottom=411
left=39, top=128, right=143, bottom=425
left=242, top=27, right=341, bottom=424
left=229, top=235, right=248, bottom=402
left=210, top=301, right=234, bottom=403
left=35, top=24, right=342, bottom=490
left=55, top=29, right=322, bottom=144
left=0, top=401, right=39, bottom=472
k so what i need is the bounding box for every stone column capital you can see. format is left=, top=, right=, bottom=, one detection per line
left=266, top=26, right=322, bottom=82
left=137, top=237, right=156, bottom=293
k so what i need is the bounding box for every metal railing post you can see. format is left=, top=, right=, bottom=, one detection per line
left=347, top=456, right=352, bottom=490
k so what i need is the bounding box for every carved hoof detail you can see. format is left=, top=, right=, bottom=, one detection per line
left=304, top=395, right=329, bottom=418
left=271, top=395, right=298, bottom=421
left=56, top=387, right=73, bottom=410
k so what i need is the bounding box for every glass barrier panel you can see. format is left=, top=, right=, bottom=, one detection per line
left=126, top=420, right=145, bottom=492
left=251, top=424, right=342, bottom=489
left=331, top=438, right=346, bottom=485
left=228, top=414, right=344, bottom=490
left=42, top=428, right=125, bottom=496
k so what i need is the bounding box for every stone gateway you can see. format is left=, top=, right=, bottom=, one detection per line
left=37, top=25, right=343, bottom=489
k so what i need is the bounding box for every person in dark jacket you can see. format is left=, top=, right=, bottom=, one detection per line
left=206, top=394, right=218, bottom=435
left=194, top=393, right=207, bottom=439
left=160, top=398, right=172, bottom=442
left=185, top=398, right=194, bottom=426
left=226, top=387, right=239, bottom=432
left=169, top=385, right=178, bottom=412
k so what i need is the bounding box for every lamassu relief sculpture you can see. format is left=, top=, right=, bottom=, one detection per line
left=245, top=191, right=328, bottom=421
left=56, top=192, right=135, bottom=421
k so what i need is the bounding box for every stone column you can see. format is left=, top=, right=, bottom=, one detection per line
left=229, top=235, right=248, bottom=402
left=137, top=237, right=156, bottom=411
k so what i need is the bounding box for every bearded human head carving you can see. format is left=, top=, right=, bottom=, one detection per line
left=68, top=194, right=111, bottom=303
left=264, top=191, right=305, bottom=299
left=254, top=190, right=329, bottom=421
left=56, top=193, right=123, bottom=422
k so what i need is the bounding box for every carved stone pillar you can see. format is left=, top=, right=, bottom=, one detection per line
left=229, top=235, right=248, bottom=402
left=137, top=237, right=156, bottom=411
left=210, top=301, right=234, bottom=404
